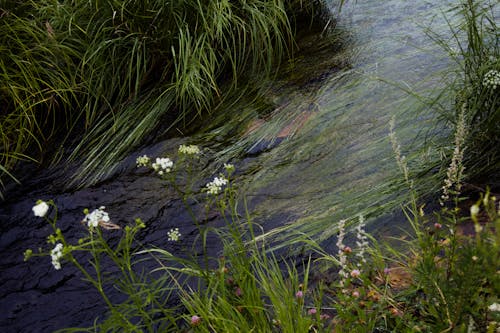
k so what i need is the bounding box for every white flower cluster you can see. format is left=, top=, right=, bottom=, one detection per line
left=51, top=243, right=63, bottom=270
left=336, top=219, right=349, bottom=286
left=489, top=303, right=500, bottom=312
left=205, top=176, right=228, bottom=195
left=178, top=144, right=200, bottom=155
left=152, top=157, right=173, bottom=175
left=355, top=215, right=369, bottom=269
left=483, top=69, right=500, bottom=89
left=167, top=228, right=181, bottom=242
left=136, top=155, right=150, bottom=167
left=83, top=206, right=110, bottom=228
left=32, top=201, right=49, bottom=217
left=441, top=104, right=467, bottom=204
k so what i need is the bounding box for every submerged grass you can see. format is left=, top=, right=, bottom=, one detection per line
left=1, top=0, right=335, bottom=192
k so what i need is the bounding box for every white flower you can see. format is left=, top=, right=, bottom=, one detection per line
left=470, top=204, right=480, bottom=217
left=336, top=219, right=349, bottom=285
left=205, top=176, right=228, bottom=195
left=489, top=303, right=500, bottom=312
left=355, top=215, right=369, bottom=268
left=32, top=201, right=49, bottom=217
left=483, top=70, right=500, bottom=89
left=136, top=155, right=150, bottom=167
left=167, top=228, right=181, bottom=241
left=224, top=163, right=235, bottom=173
left=50, top=243, right=64, bottom=270
left=152, top=157, right=173, bottom=174
left=83, top=206, right=110, bottom=228
left=178, top=144, right=200, bottom=155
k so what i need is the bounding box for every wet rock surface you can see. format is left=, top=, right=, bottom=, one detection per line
left=0, top=142, right=237, bottom=332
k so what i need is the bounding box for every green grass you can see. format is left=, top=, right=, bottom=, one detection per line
left=26, top=142, right=500, bottom=332
left=1, top=0, right=333, bottom=192
left=427, top=0, right=499, bottom=183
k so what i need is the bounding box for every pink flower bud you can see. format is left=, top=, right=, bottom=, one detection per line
left=295, top=290, right=304, bottom=299
left=191, top=315, right=201, bottom=326
left=343, top=246, right=352, bottom=254
left=308, top=308, right=317, bottom=315
left=350, top=269, right=361, bottom=278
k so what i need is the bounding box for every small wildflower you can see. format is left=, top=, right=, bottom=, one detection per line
left=489, top=303, right=500, bottom=312
left=355, top=215, right=369, bottom=268
left=441, top=104, right=467, bottom=204
left=50, top=243, right=64, bottom=270
left=434, top=223, right=442, bottom=229
left=472, top=256, right=478, bottom=261
left=384, top=267, right=391, bottom=275
left=82, top=206, right=110, bottom=228
left=224, top=163, right=235, bottom=173
left=308, top=308, right=317, bottom=315
left=32, top=201, right=49, bottom=217
left=390, top=307, right=403, bottom=317
left=235, top=287, right=242, bottom=297
left=350, top=269, right=361, bottom=278
left=352, top=290, right=360, bottom=298
left=483, top=70, right=500, bottom=89
left=470, top=204, right=480, bottom=217
left=152, top=157, right=173, bottom=174
left=295, top=290, right=304, bottom=299
left=190, top=315, right=202, bottom=326
left=336, top=219, right=349, bottom=286
left=136, top=155, right=150, bottom=167
left=343, top=246, right=352, bottom=254
left=178, top=144, right=200, bottom=155
left=167, top=228, right=181, bottom=241
left=205, top=176, right=228, bottom=195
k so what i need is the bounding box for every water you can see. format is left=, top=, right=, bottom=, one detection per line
left=0, top=1, right=461, bottom=331
left=231, top=0, right=456, bottom=246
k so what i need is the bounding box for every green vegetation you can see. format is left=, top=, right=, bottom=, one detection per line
left=17, top=0, right=500, bottom=331
left=26, top=141, right=500, bottom=332
left=0, top=0, right=332, bottom=193
left=429, top=0, right=499, bottom=183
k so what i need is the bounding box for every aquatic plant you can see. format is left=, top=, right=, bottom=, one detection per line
left=0, top=0, right=333, bottom=194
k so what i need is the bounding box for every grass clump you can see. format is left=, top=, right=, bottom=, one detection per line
left=1, top=0, right=332, bottom=192
left=431, top=0, right=499, bottom=184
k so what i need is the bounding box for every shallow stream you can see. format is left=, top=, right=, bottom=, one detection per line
left=0, top=1, right=460, bottom=331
